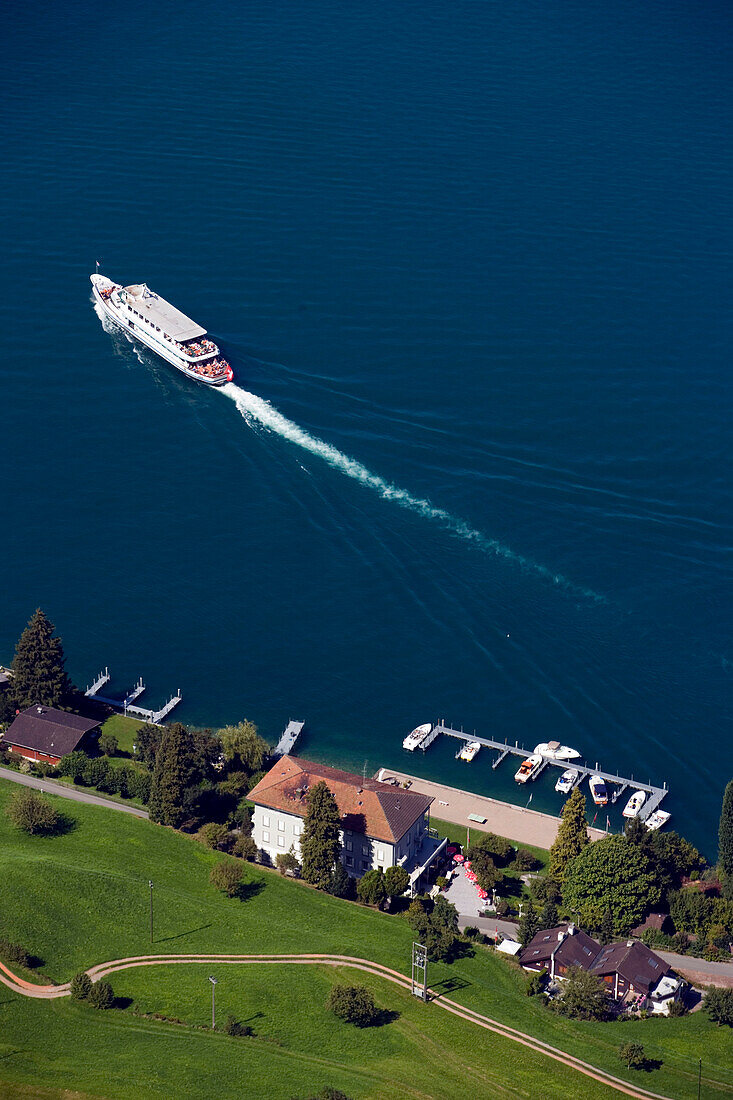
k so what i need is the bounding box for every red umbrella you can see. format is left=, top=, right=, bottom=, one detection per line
left=464, top=861, right=472, bottom=869
left=446, top=845, right=458, bottom=855
left=478, top=889, right=488, bottom=899
left=453, top=854, right=465, bottom=864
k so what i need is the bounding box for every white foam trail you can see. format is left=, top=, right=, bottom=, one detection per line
left=221, top=383, right=602, bottom=601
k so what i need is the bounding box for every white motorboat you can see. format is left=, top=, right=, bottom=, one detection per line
left=623, top=790, right=647, bottom=819
left=91, top=274, right=234, bottom=386
left=402, top=723, right=432, bottom=751
left=555, top=768, right=579, bottom=794
left=645, top=809, right=671, bottom=831
left=515, top=754, right=543, bottom=784
left=457, top=740, right=481, bottom=762
left=589, top=774, right=608, bottom=806
left=534, top=741, right=581, bottom=761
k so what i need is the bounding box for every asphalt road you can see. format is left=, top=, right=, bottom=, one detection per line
left=0, top=766, right=149, bottom=818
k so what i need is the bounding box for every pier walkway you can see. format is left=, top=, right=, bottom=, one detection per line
left=273, top=720, right=305, bottom=757
left=429, top=721, right=668, bottom=822
left=84, top=666, right=182, bottom=725
left=377, top=768, right=607, bottom=848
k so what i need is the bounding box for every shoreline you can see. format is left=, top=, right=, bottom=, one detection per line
left=379, top=768, right=607, bottom=849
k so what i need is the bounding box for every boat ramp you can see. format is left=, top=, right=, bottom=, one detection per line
left=413, top=720, right=669, bottom=823
left=85, top=667, right=182, bottom=725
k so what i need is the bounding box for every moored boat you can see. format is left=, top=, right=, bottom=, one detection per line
left=622, top=790, right=647, bottom=819
left=90, top=273, right=234, bottom=387
left=515, top=754, right=543, bottom=784
left=645, top=809, right=671, bottom=831
left=403, top=723, right=432, bottom=751
left=589, top=774, right=608, bottom=805
left=457, top=740, right=481, bottom=762
left=534, top=741, right=581, bottom=761
left=555, top=768, right=579, bottom=794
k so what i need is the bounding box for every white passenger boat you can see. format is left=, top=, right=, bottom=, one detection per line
left=645, top=809, right=671, bottom=831
left=457, top=740, right=481, bottom=762
left=622, top=790, right=647, bottom=819
left=403, top=723, right=432, bottom=751
left=555, top=768, right=579, bottom=794
left=91, top=274, right=234, bottom=386
left=515, top=754, right=543, bottom=784
left=534, top=741, right=581, bottom=761
left=589, top=774, right=608, bottom=806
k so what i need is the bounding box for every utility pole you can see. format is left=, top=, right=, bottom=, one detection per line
left=149, top=880, right=154, bottom=944
left=411, top=943, right=427, bottom=1001
left=209, top=975, right=218, bottom=1029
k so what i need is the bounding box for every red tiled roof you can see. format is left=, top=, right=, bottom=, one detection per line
left=248, top=756, right=433, bottom=844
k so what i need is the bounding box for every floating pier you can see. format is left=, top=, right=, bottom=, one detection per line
left=426, top=720, right=669, bottom=822
left=85, top=667, right=182, bottom=725
left=85, top=668, right=110, bottom=697
left=273, top=719, right=305, bottom=758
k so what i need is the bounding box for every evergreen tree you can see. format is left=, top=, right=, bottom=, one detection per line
left=148, top=723, right=199, bottom=827
left=548, top=787, right=590, bottom=883
left=11, top=609, right=72, bottom=709
left=300, top=781, right=342, bottom=889
left=541, top=898, right=559, bottom=928
left=599, top=907, right=615, bottom=944
left=718, top=779, right=733, bottom=881
left=327, top=860, right=352, bottom=898
left=519, top=898, right=541, bottom=946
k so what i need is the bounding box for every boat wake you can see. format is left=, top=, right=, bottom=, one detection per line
left=221, top=383, right=603, bottom=601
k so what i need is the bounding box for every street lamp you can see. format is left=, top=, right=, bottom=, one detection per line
left=149, top=880, right=154, bottom=944
left=209, top=975, right=218, bottom=1029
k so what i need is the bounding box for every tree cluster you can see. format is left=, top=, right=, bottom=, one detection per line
left=57, top=751, right=151, bottom=803
left=551, top=966, right=609, bottom=1021
left=6, top=789, right=62, bottom=835
left=407, top=895, right=460, bottom=961
left=561, top=834, right=661, bottom=935
left=465, top=831, right=513, bottom=893
left=704, top=987, right=733, bottom=1027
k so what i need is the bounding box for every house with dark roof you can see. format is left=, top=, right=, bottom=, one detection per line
left=248, top=755, right=447, bottom=891
left=1, top=705, right=101, bottom=766
left=518, top=923, right=683, bottom=1014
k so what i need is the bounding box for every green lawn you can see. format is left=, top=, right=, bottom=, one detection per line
left=100, top=713, right=144, bottom=755
left=0, top=779, right=731, bottom=1100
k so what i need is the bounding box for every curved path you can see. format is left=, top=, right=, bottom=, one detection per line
left=0, top=766, right=149, bottom=819
left=0, top=953, right=670, bottom=1100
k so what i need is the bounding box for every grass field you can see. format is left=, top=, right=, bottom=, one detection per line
left=100, top=713, right=144, bottom=755
left=1, top=778, right=731, bottom=1099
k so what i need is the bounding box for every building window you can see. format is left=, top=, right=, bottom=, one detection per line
left=262, top=830, right=270, bottom=843
left=346, top=840, right=352, bottom=851
left=362, top=844, right=369, bottom=855
left=361, top=860, right=369, bottom=870
left=346, top=856, right=353, bottom=867
left=263, top=815, right=270, bottom=827
left=377, top=849, right=384, bottom=861
left=278, top=819, right=285, bottom=831
left=293, top=823, right=301, bottom=836
left=277, top=835, right=285, bottom=847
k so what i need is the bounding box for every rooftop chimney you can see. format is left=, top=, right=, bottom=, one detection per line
left=627, top=940, right=633, bottom=948
left=568, top=923, right=576, bottom=935
left=557, top=930, right=565, bottom=942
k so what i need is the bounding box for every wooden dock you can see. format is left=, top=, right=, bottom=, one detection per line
left=429, top=720, right=669, bottom=822
left=85, top=668, right=110, bottom=697
left=273, top=719, right=305, bottom=757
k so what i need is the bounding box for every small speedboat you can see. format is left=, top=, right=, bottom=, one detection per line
left=534, top=741, right=581, bottom=761
left=402, top=723, right=432, bottom=751
left=457, top=740, right=481, bottom=762
left=645, top=809, right=671, bottom=831
left=589, top=774, right=608, bottom=806
left=555, top=768, right=579, bottom=794
left=515, top=754, right=543, bottom=784
left=623, top=790, right=647, bottom=819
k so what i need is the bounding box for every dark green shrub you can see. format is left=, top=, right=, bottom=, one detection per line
left=223, top=1014, right=253, bottom=1037
left=512, top=848, right=540, bottom=872
left=667, top=998, right=688, bottom=1017
left=525, top=968, right=548, bottom=996
left=197, top=822, right=229, bottom=850
left=98, top=733, right=118, bottom=756
left=88, top=980, right=115, bottom=1009
left=326, top=984, right=379, bottom=1027
left=70, top=972, right=93, bottom=1001
left=209, top=859, right=244, bottom=898
left=6, top=789, right=61, bottom=835
left=0, top=939, right=30, bottom=967
left=232, top=834, right=258, bottom=861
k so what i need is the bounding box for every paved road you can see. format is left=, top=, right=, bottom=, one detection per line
left=0, top=953, right=671, bottom=1099
left=0, top=766, right=149, bottom=819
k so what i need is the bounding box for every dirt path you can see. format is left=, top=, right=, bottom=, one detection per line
left=0, top=952, right=672, bottom=1099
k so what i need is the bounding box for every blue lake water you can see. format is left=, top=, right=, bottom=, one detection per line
left=1, top=0, right=731, bottom=854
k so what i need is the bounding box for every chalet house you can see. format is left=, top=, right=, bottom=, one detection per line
left=248, top=755, right=447, bottom=893
left=1, top=705, right=101, bottom=766
left=519, top=923, right=683, bottom=1014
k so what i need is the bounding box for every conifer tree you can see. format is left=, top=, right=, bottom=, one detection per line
left=548, top=787, right=590, bottom=883
left=519, top=898, right=541, bottom=946
left=148, top=723, right=198, bottom=827
left=541, top=898, right=559, bottom=929
left=300, top=780, right=342, bottom=889
left=599, top=907, right=615, bottom=944
left=718, top=779, right=733, bottom=879
left=11, top=609, right=72, bottom=709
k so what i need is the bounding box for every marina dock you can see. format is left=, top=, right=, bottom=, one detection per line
left=274, top=719, right=305, bottom=757
left=85, top=667, right=182, bottom=725
left=419, top=720, right=669, bottom=823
